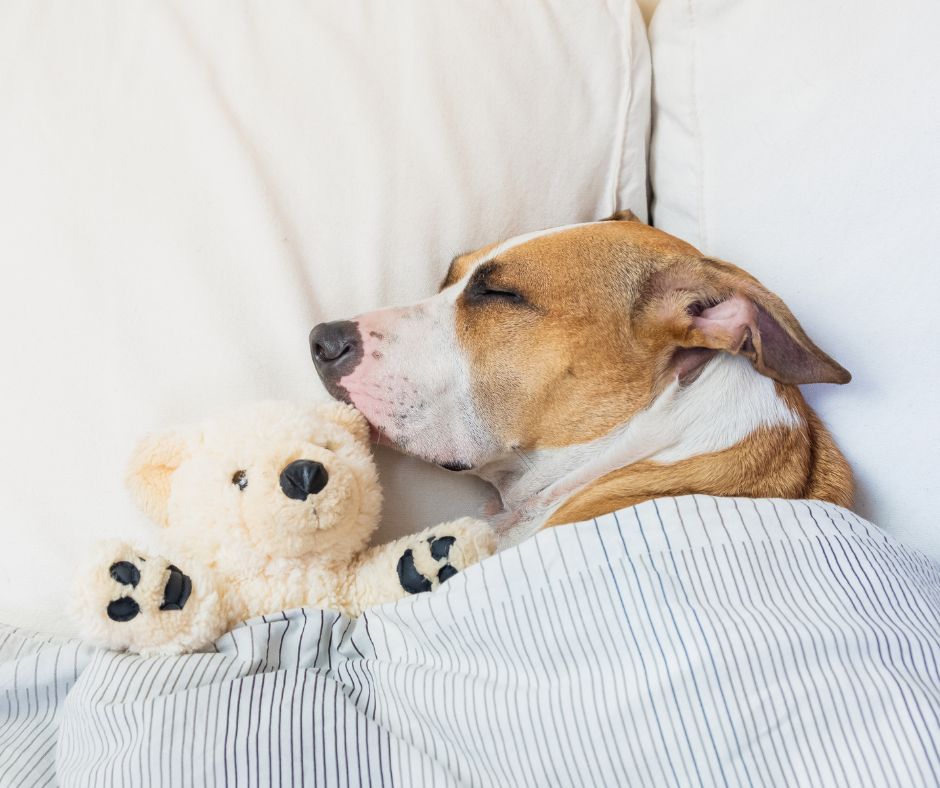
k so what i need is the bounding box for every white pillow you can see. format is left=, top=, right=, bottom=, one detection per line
left=649, top=0, right=940, bottom=557
left=0, top=2, right=651, bottom=634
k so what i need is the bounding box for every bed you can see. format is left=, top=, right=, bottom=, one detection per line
left=3, top=496, right=939, bottom=786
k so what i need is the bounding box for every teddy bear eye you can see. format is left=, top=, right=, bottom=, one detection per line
left=231, top=470, right=248, bottom=491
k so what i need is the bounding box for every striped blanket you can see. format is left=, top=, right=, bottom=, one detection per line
left=2, top=495, right=939, bottom=786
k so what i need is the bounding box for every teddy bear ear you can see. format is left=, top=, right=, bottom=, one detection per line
left=125, top=428, right=192, bottom=526
left=316, top=401, right=371, bottom=446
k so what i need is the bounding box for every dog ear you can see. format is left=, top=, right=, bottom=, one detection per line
left=317, top=401, right=371, bottom=446
left=642, top=257, right=851, bottom=386
left=125, top=429, right=191, bottom=526
left=603, top=208, right=643, bottom=224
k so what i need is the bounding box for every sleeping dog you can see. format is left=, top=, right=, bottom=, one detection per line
left=310, top=213, right=852, bottom=546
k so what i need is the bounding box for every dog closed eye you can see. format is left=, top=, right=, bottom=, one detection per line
left=464, top=264, right=527, bottom=306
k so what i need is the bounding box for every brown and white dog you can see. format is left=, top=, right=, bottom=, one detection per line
left=310, top=213, right=853, bottom=546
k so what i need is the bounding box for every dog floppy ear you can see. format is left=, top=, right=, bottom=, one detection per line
left=642, top=257, right=851, bottom=386
left=125, top=429, right=191, bottom=526
left=316, top=401, right=371, bottom=446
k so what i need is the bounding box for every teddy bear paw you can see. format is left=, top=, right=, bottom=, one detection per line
left=73, top=541, right=223, bottom=655
left=105, top=557, right=192, bottom=620
left=396, top=517, right=496, bottom=594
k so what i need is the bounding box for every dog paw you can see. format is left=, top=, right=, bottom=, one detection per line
left=72, top=541, right=222, bottom=655
left=396, top=517, right=496, bottom=595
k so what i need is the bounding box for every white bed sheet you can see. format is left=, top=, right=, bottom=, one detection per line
left=2, top=495, right=939, bottom=786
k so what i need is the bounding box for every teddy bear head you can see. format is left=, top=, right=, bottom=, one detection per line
left=126, top=401, right=382, bottom=568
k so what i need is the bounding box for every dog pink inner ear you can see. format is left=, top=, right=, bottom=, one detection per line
left=692, top=295, right=757, bottom=351
left=691, top=294, right=850, bottom=385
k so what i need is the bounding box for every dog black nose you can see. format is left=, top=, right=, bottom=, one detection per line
left=310, top=321, right=361, bottom=368
left=279, top=460, right=329, bottom=501
left=310, top=321, right=363, bottom=401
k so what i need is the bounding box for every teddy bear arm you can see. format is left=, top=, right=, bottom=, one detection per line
left=339, top=538, right=414, bottom=617
left=339, top=517, right=497, bottom=616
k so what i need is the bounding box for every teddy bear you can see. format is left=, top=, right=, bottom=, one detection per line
left=73, top=401, right=496, bottom=655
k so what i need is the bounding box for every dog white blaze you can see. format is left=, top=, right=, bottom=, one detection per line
left=480, top=221, right=603, bottom=263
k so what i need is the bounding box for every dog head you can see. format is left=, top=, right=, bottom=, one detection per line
left=311, top=216, right=848, bottom=485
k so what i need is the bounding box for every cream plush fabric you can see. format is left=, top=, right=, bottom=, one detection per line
left=0, top=2, right=651, bottom=634
left=72, top=401, right=495, bottom=655
left=649, top=0, right=940, bottom=558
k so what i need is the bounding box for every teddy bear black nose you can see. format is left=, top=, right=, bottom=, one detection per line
left=279, top=460, right=329, bottom=500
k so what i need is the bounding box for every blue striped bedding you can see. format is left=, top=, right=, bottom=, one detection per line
left=2, top=495, right=939, bottom=786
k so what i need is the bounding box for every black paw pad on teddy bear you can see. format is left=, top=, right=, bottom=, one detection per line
left=397, top=536, right=459, bottom=594
left=106, top=559, right=192, bottom=623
